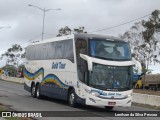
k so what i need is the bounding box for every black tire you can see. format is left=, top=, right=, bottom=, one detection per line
left=35, top=84, right=42, bottom=99
left=31, top=84, right=36, bottom=98
left=68, top=90, right=77, bottom=107
left=105, top=106, right=114, bottom=111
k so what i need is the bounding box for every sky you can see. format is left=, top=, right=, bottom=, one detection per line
left=0, top=0, right=160, bottom=68
left=148, top=64, right=160, bottom=74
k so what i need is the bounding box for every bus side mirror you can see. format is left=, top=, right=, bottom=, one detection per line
left=132, top=58, right=142, bottom=75
left=80, top=54, right=93, bottom=71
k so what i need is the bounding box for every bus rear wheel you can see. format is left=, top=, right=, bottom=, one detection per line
left=31, top=84, right=36, bottom=98
left=68, top=90, right=76, bottom=107
left=105, top=106, right=114, bottom=111
left=35, top=84, right=42, bottom=99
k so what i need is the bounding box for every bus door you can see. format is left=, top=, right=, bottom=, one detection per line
left=75, top=38, right=88, bottom=98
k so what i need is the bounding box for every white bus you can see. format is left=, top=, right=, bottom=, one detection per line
left=24, top=33, right=134, bottom=110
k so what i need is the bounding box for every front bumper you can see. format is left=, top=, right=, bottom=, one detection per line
left=85, top=92, right=132, bottom=107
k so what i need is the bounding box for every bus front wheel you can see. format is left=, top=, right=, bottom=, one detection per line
left=68, top=90, right=76, bottom=107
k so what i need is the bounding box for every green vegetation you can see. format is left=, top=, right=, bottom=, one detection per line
left=2, top=65, right=18, bottom=77
left=121, top=9, right=160, bottom=69
left=56, top=26, right=87, bottom=36
left=0, top=44, right=25, bottom=68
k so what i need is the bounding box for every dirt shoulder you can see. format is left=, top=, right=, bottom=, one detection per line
left=132, top=102, right=160, bottom=110
left=0, top=103, right=34, bottom=120
left=133, top=89, right=160, bottom=96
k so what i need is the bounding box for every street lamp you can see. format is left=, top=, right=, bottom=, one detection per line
left=28, top=4, right=61, bottom=40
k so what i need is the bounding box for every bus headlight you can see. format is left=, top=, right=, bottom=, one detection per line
left=125, top=94, right=132, bottom=98
left=127, top=94, right=131, bottom=97
left=91, top=91, right=100, bottom=97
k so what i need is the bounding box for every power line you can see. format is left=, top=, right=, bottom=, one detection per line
left=44, top=33, right=57, bottom=36
left=14, top=13, right=152, bottom=46
left=19, top=33, right=57, bottom=46
left=89, top=13, right=151, bottom=33
left=20, top=34, right=42, bottom=46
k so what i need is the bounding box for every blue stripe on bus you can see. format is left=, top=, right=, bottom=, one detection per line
left=24, top=67, right=85, bottom=104
left=41, top=74, right=68, bottom=89
left=24, top=67, right=68, bottom=88
left=23, top=67, right=44, bottom=80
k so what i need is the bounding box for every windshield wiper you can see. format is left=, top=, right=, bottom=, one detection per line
left=119, top=86, right=131, bottom=90
left=92, top=55, right=131, bottom=61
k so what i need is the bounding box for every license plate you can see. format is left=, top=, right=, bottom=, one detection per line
left=108, top=102, right=116, bottom=105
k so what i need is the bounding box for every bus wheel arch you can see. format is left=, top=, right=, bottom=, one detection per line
left=68, top=87, right=77, bottom=107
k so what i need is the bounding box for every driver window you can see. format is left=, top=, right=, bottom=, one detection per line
left=76, top=39, right=87, bottom=55
left=76, top=39, right=87, bottom=83
left=111, top=46, right=122, bottom=57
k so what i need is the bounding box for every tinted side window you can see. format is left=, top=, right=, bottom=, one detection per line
left=39, top=43, right=48, bottom=59
left=55, top=41, right=65, bottom=59
left=34, top=45, right=41, bottom=59
left=76, top=39, right=88, bottom=83
left=76, top=40, right=87, bottom=55
left=47, top=42, right=56, bottom=59
left=26, top=39, right=74, bottom=62
left=26, top=47, right=30, bottom=60
left=26, top=46, right=35, bottom=60
left=63, top=40, right=74, bottom=62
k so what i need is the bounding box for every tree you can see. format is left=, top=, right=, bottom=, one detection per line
left=142, top=10, right=160, bottom=67
left=142, top=10, right=160, bottom=43
left=121, top=9, right=160, bottom=70
left=0, top=44, right=25, bottom=67
left=56, top=26, right=87, bottom=37
left=2, top=65, right=18, bottom=77
left=120, top=22, right=147, bottom=63
left=73, top=27, right=87, bottom=34
left=56, top=26, right=71, bottom=37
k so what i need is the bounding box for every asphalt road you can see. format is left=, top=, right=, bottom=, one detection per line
left=0, top=80, right=159, bottom=120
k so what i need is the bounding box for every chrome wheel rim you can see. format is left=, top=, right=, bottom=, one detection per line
left=69, top=93, right=74, bottom=105
left=32, top=86, right=35, bottom=96
left=37, top=87, right=39, bottom=97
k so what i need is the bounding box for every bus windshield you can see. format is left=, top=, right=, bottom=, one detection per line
left=89, top=39, right=131, bottom=61
left=89, top=63, right=132, bottom=91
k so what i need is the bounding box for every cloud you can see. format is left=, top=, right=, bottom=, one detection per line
left=0, top=0, right=160, bottom=57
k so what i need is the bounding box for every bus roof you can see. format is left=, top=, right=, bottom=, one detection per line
left=74, top=33, right=124, bottom=42
left=28, top=33, right=125, bottom=46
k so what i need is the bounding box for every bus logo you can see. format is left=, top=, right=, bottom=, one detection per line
left=52, top=62, right=66, bottom=69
